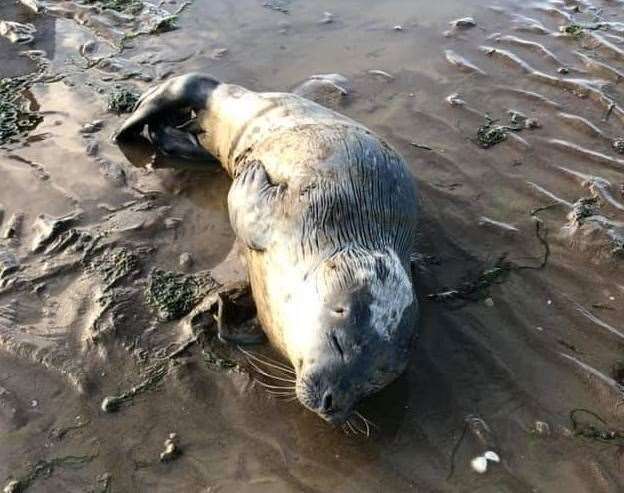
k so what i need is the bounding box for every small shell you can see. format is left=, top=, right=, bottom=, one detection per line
left=484, top=450, right=500, bottom=463
left=471, top=456, right=488, bottom=474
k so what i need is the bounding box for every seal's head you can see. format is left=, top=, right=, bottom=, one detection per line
left=284, top=246, right=417, bottom=425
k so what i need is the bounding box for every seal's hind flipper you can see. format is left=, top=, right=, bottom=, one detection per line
left=112, top=73, right=220, bottom=151
left=147, top=121, right=218, bottom=163
left=228, top=161, right=283, bottom=252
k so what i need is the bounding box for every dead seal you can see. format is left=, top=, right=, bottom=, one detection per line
left=114, top=73, right=419, bottom=425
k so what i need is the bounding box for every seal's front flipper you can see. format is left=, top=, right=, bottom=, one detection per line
left=187, top=282, right=266, bottom=345
left=112, top=73, right=220, bottom=157
left=215, top=284, right=266, bottom=345
left=228, top=161, right=284, bottom=252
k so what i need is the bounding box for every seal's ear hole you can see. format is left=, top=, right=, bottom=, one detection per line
left=297, top=358, right=304, bottom=370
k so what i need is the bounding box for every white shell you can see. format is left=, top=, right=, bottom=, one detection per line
left=471, top=456, right=488, bottom=474
left=484, top=450, right=500, bottom=463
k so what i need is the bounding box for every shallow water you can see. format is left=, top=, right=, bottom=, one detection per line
left=2, top=0, right=624, bottom=491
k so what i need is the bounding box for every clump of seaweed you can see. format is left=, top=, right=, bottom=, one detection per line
left=426, top=256, right=512, bottom=303
left=560, top=24, right=585, bottom=38
left=263, top=0, right=291, bottom=14
left=83, top=0, right=144, bottom=15
left=475, top=114, right=526, bottom=149
left=612, top=138, right=624, bottom=154
left=106, top=87, right=139, bottom=114
left=201, top=349, right=239, bottom=370
left=569, top=409, right=624, bottom=445
left=86, top=247, right=140, bottom=292
left=0, top=75, right=43, bottom=146
left=559, top=21, right=604, bottom=38
left=145, top=268, right=219, bottom=321
left=120, top=14, right=179, bottom=46
left=569, top=196, right=600, bottom=225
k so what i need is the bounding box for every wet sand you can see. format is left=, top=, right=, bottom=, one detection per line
left=2, top=0, right=624, bottom=491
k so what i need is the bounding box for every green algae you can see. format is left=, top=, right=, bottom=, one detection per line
left=570, top=196, right=600, bottom=225
left=612, top=138, right=624, bottom=154
left=201, top=349, right=239, bottom=371
left=570, top=409, right=624, bottom=445
left=145, top=268, right=218, bottom=321
left=106, top=87, right=140, bottom=114
left=561, top=24, right=585, bottom=37
left=0, top=75, right=43, bottom=146
left=475, top=115, right=524, bottom=149
left=87, top=247, right=140, bottom=292
left=83, top=0, right=144, bottom=15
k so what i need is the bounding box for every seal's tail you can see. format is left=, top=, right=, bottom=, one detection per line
left=112, top=73, right=220, bottom=161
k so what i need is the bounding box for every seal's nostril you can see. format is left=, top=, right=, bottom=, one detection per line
left=322, top=392, right=333, bottom=412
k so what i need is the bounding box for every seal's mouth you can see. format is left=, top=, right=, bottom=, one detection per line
left=317, top=408, right=352, bottom=426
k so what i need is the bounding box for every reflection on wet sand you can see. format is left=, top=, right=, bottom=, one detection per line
left=1, top=0, right=624, bottom=491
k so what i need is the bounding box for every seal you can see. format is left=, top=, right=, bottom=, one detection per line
left=115, top=73, right=420, bottom=425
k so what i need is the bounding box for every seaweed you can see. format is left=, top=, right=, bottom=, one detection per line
left=426, top=256, right=512, bottom=303
left=106, top=87, right=140, bottom=114
left=118, top=1, right=192, bottom=47
left=4, top=454, right=96, bottom=492
left=427, top=217, right=550, bottom=304
left=49, top=416, right=90, bottom=441
left=86, top=247, right=140, bottom=292
left=0, top=75, right=43, bottom=146
left=120, top=14, right=179, bottom=46
left=201, top=349, right=239, bottom=370
left=101, top=364, right=168, bottom=412
left=569, top=409, right=624, bottom=445
left=612, top=138, right=624, bottom=154
left=475, top=115, right=525, bottom=149
left=83, top=0, right=144, bottom=15
left=561, top=23, right=585, bottom=37
left=263, top=0, right=291, bottom=14
left=145, top=268, right=219, bottom=321
left=569, top=196, right=600, bottom=225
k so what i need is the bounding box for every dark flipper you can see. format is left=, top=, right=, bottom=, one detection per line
left=147, top=121, right=217, bottom=162
left=112, top=73, right=220, bottom=161
left=215, top=283, right=266, bottom=345
left=188, top=282, right=266, bottom=345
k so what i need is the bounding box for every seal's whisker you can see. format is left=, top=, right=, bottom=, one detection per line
left=354, top=412, right=371, bottom=437
left=238, top=346, right=296, bottom=375
left=251, top=352, right=296, bottom=375
left=354, top=411, right=378, bottom=432
left=254, top=380, right=297, bottom=391
left=347, top=416, right=369, bottom=437
left=346, top=419, right=358, bottom=435
left=266, top=389, right=297, bottom=396
left=245, top=358, right=297, bottom=383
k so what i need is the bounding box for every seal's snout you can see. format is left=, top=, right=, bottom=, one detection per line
left=297, top=367, right=354, bottom=425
